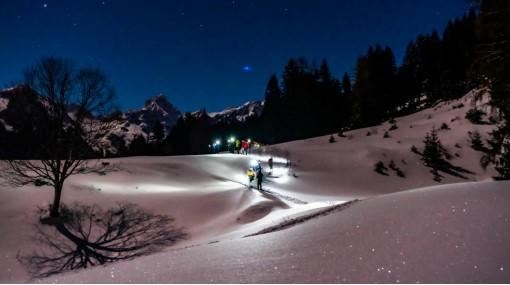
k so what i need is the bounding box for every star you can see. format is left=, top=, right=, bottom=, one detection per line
left=43, top=3, right=48, bottom=8
left=241, top=65, right=253, bottom=73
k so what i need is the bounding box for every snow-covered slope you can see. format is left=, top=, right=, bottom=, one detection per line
left=259, top=88, right=499, bottom=197
left=0, top=89, right=506, bottom=283
left=37, top=180, right=510, bottom=283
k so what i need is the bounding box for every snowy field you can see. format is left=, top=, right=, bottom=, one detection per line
left=0, top=90, right=509, bottom=283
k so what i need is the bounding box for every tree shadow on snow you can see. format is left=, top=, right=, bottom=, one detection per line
left=18, top=203, right=188, bottom=279
left=415, top=149, right=475, bottom=182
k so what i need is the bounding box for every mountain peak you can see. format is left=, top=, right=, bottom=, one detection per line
left=144, top=94, right=174, bottom=112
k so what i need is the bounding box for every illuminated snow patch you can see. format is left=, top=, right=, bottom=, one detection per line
left=91, top=182, right=185, bottom=193
left=249, top=154, right=288, bottom=164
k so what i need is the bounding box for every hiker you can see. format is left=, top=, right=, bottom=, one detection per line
left=235, top=139, right=241, bottom=154
left=268, top=157, right=274, bottom=172
left=241, top=140, right=249, bottom=155
left=256, top=168, right=263, bottom=190
left=247, top=167, right=255, bottom=185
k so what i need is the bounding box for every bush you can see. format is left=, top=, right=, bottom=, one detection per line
left=329, top=135, right=336, bottom=143
left=440, top=123, right=450, bottom=130
left=395, top=168, right=406, bottom=178
left=366, top=131, right=371, bottom=136
left=388, top=160, right=406, bottom=178
left=469, top=131, right=485, bottom=151
left=411, top=145, right=419, bottom=154
left=374, top=161, right=388, bottom=176
left=465, top=109, right=486, bottom=124
left=383, top=131, right=390, bottom=138
left=389, top=124, right=398, bottom=131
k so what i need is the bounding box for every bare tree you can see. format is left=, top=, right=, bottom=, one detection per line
left=18, top=203, right=188, bottom=278
left=4, top=57, right=115, bottom=218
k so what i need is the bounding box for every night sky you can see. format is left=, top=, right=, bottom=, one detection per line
left=0, top=0, right=472, bottom=112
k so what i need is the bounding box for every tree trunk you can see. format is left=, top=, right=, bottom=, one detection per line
left=50, top=183, right=63, bottom=217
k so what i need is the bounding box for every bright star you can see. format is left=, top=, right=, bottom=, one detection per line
left=241, top=65, right=253, bottom=73
left=43, top=3, right=48, bottom=8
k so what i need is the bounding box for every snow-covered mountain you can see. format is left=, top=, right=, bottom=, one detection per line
left=126, top=94, right=181, bottom=134
left=0, top=86, right=266, bottom=156
left=209, top=101, right=264, bottom=124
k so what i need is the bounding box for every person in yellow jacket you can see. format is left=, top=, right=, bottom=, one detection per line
left=247, top=167, right=255, bottom=184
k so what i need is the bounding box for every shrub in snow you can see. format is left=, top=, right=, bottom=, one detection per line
left=469, top=131, right=486, bottom=152
left=389, top=124, right=398, bottom=131
left=411, top=145, right=420, bottom=154
left=383, top=131, right=390, bottom=138
left=366, top=131, right=371, bottom=136
left=329, top=135, right=336, bottom=143
left=453, top=103, right=464, bottom=109
left=465, top=108, right=486, bottom=124
left=422, top=128, right=453, bottom=181
left=395, top=168, right=406, bottom=178
left=388, top=160, right=406, bottom=178
left=440, top=123, right=450, bottom=130
left=373, top=161, right=389, bottom=176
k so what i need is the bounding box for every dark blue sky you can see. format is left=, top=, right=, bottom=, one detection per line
left=0, top=0, right=472, bottom=112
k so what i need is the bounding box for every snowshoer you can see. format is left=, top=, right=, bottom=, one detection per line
left=247, top=168, right=255, bottom=185
left=241, top=140, right=249, bottom=155
left=256, top=168, right=263, bottom=190
left=235, top=139, right=241, bottom=154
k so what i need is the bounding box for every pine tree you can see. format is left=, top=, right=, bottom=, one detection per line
left=262, top=74, right=283, bottom=143
left=151, top=121, right=165, bottom=144
left=495, top=139, right=510, bottom=180
left=475, top=0, right=510, bottom=175
left=354, top=45, right=398, bottom=125
left=342, top=72, right=352, bottom=95
left=422, top=128, right=444, bottom=181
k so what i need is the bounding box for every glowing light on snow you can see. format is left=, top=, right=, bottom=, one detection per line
left=249, top=154, right=288, bottom=164
left=92, top=182, right=185, bottom=193
left=250, top=159, right=259, bottom=167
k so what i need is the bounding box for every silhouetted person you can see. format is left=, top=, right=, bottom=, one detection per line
left=256, top=168, right=263, bottom=190
left=268, top=157, right=274, bottom=172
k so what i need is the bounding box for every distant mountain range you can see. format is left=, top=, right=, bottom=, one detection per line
left=0, top=86, right=264, bottom=156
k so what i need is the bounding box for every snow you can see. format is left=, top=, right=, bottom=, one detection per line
left=209, top=100, right=264, bottom=122
left=0, top=119, right=13, bottom=131
left=0, top=98, right=8, bottom=112
left=0, top=89, right=507, bottom=283
left=36, top=181, right=510, bottom=283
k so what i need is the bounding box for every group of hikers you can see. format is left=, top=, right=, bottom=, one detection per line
left=232, top=139, right=252, bottom=155
left=247, top=157, right=274, bottom=191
